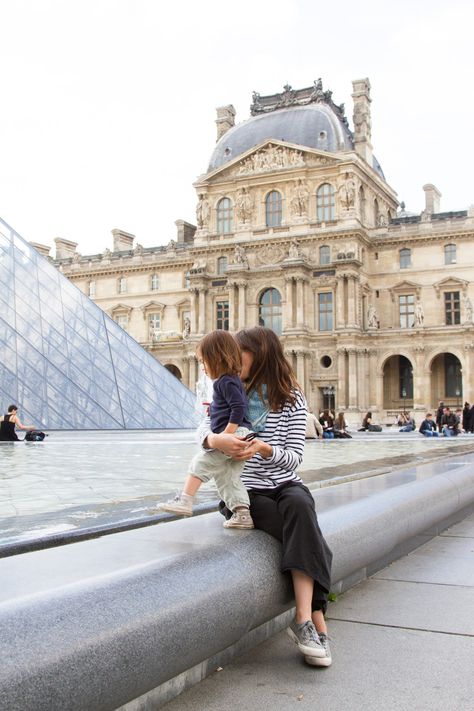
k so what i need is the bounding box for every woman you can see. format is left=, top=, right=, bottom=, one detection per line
left=201, top=327, right=333, bottom=667
left=319, top=409, right=335, bottom=439
left=0, top=404, right=35, bottom=441
left=359, top=411, right=373, bottom=431
left=334, top=412, right=352, bottom=438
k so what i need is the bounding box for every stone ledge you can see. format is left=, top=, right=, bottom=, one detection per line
left=0, top=463, right=473, bottom=711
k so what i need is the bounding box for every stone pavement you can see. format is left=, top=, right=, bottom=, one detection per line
left=162, top=513, right=474, bottom=711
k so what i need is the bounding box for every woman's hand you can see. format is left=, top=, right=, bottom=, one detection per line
left=206, top=432, right=252, bottom=457
left=231, top=438, right=273, bottom=461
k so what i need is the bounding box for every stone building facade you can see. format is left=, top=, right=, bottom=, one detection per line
left=48, top=78, right=474, bottom=423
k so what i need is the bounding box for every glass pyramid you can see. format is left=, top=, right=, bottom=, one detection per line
left=0, top=217, right=198, bottom=429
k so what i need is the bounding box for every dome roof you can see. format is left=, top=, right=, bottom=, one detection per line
left=209, top=104, right=353, bottom=172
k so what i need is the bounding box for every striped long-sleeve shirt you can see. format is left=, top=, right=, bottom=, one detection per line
left=198, top=389, right=307, bottom=490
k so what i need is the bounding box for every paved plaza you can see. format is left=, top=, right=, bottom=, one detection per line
left=2, top=430, right=474, bottom=552
left=161, top=512, right=474, bottom=711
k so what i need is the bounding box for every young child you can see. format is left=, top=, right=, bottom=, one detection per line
left=159, top=330, right=254, bottom=529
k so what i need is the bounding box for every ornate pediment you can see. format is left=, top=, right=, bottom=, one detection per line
left=389, top=280, right=422, bottom=302
left=199, top=140, right=338, bottom=184
left=433, top=276, right=469, bottom=298
left=140, top=300, right=166, bottom=317
left=110, top=302, right=133, bottom=315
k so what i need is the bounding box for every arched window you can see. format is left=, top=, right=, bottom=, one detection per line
left=400, top=248, right=411, bottom=269
left=217, top=256, right=228, bottom=274
left=217, top=197, right=233, bottom=234
left=359, top=186, right=366, bottom=223
left=258, top=288, right=282, bottom=335
left=316, top=184, right=335, bottom=222
left=319, top=245, right=331, bottom=265
left=150, top=274, right=159, bottom=291
left=444, top=244, right=456, bottom=265
left=265, top=190, right=282, bottom=227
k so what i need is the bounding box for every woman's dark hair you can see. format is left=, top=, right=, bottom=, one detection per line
left=7, top=404, right=18, bottom=413
left=235, top=326, right=297, bottom=410
left=336, top=412, right=345, bottom=428
left=197, top=330, right=242, bottom=380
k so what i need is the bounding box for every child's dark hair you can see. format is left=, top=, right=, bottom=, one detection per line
left=7, top=404, right=18, bottom=413
left=197, top=330, right=241, bottom=380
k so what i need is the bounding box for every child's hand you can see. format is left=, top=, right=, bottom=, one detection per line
left=232, top=438, right=272, bottom=461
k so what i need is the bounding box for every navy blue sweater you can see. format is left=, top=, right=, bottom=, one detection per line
left=210, top=375, right=251, bottom=434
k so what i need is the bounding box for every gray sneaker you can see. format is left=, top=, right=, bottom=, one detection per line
left=158, top=493, right=193, bottom=516
left=287, top=620, right=325, bottom=658
left=305, top=633, right=332, bottom=667
left=223, top=509, right=254, bottom=529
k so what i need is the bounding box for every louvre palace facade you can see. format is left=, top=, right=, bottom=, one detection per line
left=47, top=78, right=474, bottom=422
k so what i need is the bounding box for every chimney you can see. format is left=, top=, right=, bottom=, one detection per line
left=215, top=105, right=236, bottom=141
left=54, top=238, right=78, bottom=260
left=423, top=184, right=441, bottom=214
left=175, top=220, right=197, bottom=244
left=30, top=242, right=51, bottom=259
left=351, top=78, right=373, bottom=165
left=111, top=228, right=135, bottom=252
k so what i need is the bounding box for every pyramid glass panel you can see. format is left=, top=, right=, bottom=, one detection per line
left=0, top=217, right=198, bottom=430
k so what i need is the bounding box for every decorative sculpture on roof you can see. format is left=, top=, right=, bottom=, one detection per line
left=249, top=81, right=349, bottom=126
left=134, top=243, right=144, bottom=255
left=290, top=179, right=309, bottom=217
left=235, top=187, right=253, bottom=223
left=196, top=194, right=210, bottom=229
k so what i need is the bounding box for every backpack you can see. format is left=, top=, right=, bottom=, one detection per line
left=25, top=430, right=46, bottom=442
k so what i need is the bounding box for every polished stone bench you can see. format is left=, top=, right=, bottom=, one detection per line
left=1, top=455, right=474, bottom=711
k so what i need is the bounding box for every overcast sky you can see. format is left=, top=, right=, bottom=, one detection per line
left=1, top=0, right=473, bottom=256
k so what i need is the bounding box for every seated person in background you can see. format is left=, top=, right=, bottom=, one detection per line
left=319, top=409, right=335, bottom=439
left=359, top=411, right=383, bottom=432
left=334, top=412, right=352, bottom=438
left=399, top=412, right=415, bottom=432
left=462, top=402, right=470, bottom=432
left=441, top=407, right=460, bottom=437
left=0, top=405, right=36, bottom=441
left=455, top=408, right=463, bottom=434
left=419, top=413, right=439, bottom=437
left=306, top=409, right=323, bottom=439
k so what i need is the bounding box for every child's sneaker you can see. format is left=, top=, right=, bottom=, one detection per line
left=158, top=493, right=194, bottom=516
left=223, top=509, right=254, bottom=529
left=304, top=633, right=332, bottom=667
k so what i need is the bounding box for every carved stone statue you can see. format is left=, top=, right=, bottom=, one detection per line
left=102, top=248, right=111, bottom=259
left=190, top=258, right=206, bottom=274
left=367, top=304, right=378, bottom=329
left=290, top=179, right=309, bottom=217
left=167, top=239, right=176, bottom=250
left=134, top=243, right=144, bottom=255
left=414, top=300, right=424, bottom=327
left=234, top=244, right=249, bottom=268
left=196, top=194, right=210, bottom=229
left=288, top=239, right=301, bottom=259
left=338, top=175, right=356, bottom=210
left=377, top=213, right=387, bottom=227
left=182, top=316, right=191, bottom=340
left=72, top=252, right=81, bottom=263
left=464, top=296, right=473, bottom=323
left=235, top=187, right=253, bottom=223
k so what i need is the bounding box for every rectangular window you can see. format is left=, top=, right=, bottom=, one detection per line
left=118, top=277, right=127, bottom=294
left=444, top=244, right=456, bottom=265
left=88, top=280, right=96, bottom=297
left=216, top=301, right=229, bottom=330
left=318, top=292, right=333, bottom=331
left=444, top=291, right=460, bottom=325
left=148, top=313, right=161, bottom=338
left=114, top=314, right=128, bottom=331
left=399, top=294, right=414, bottom=328
left=399, top=249, right=411, bottom=269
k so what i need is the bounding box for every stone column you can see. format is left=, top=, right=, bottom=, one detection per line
left=354, top=276, right=361, bottom=328
left=368, top=349, right=378, bottom=409
left=336, top=275, right=345, bottom=328
left=188, top=356, right=197, bottom=393
left=228, top=282, right=236, bottom=332
left=182, top=357, right=190, bottom=388
left=238, top=281, right=247, bottom=329
left=296, top=277, right=306, bottom=328
left=190, top=289, right=198, bottom=334
left=296, top=351, right=306, bottom=393
left=198, top=288, right=207, bottom=334
left=357, top=348, right=368, bottom=411
left=285, top=277, right=294, bottom=329
left=413, top=346, right=427, bottom=413
left=337, top=348, right=347, bottom=409
left=348, top=348, right=358, bottom=408
left=347, top=275, right=356, bottom=327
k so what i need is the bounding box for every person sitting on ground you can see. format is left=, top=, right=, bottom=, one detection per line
left=0, top=405, right=36, bottom=441
left=399, top=412, right=415, bottom=432
left=419, top=413, right=439, bottom=437
left=468, top=402, right=474, bottom=433
left=455, top=408, right=463, bottom=434
left=334, top=412, right=352, bottom=438
left=441, top=406, right=460, bottom=437
left=306, top=409, right=323, bottom=439
left=435, top=401, right=444, bottom=433
left=319, top=409, right=335, bottom=439
left=159, top=330, right=254, bottom=529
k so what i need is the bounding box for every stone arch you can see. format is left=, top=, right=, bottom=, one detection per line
left=380, top=352, right=415, bottom=411
left=164, top=364, right=182, bottom=380
left=428, top=350, right=463, bottom=409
